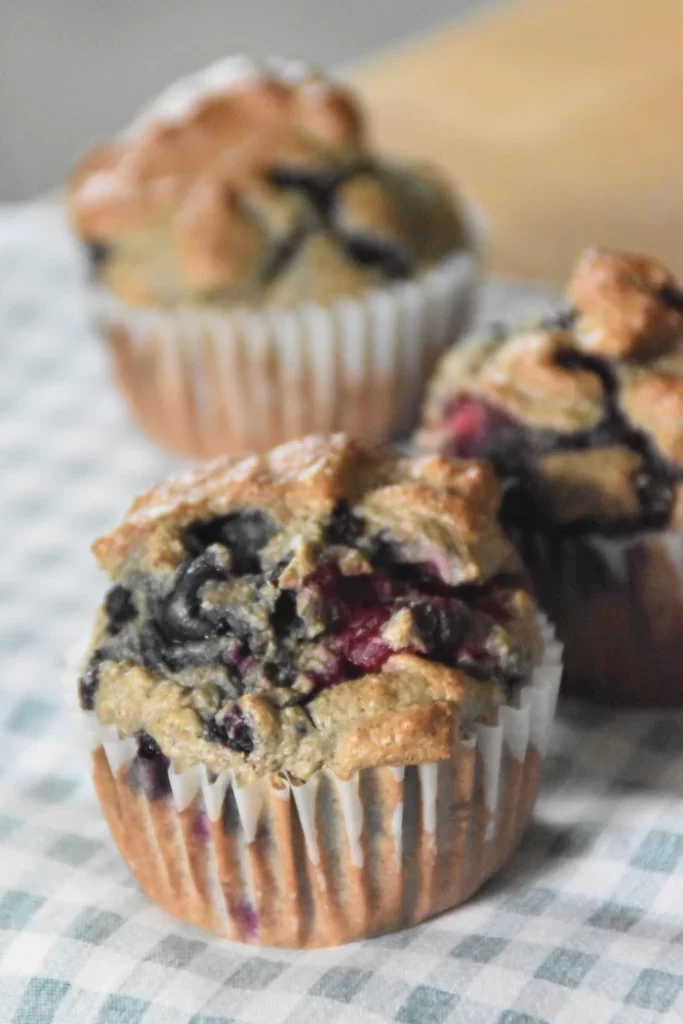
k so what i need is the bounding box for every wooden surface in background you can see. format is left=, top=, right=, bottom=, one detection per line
left=352, top=0, right=683, bottom=282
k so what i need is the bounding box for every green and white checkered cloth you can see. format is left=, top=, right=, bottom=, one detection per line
left=1, top=203, right=683, bottom=1024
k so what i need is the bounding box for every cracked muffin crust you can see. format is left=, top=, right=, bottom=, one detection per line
left=418, top=248, right=683, bottom=705
left=68, top=56, right=468, bottom=309
left=68, top=56, right=477, bottom=459
left=79, top=435, right=541, bottom=784
left=418, top=248, right=683, bottom=535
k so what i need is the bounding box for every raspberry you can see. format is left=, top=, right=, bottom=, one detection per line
left=444, top=395, right=522, bottom=459
left=332, top=607, right=393, bottom=674
left=206, top=704, right=254, bottom=755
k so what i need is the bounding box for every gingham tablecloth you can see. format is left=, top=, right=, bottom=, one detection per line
left=1, top=203, right=683, bottom=1024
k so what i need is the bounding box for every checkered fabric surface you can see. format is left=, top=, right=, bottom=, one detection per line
left=1, top=203, right=683, bottom=1024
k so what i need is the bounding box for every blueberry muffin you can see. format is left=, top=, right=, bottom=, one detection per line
left=74, top=434, right=560, bottom=947
left=68, top=57, right=477, bottom=457
left=418, top=248, right=683, bottom=705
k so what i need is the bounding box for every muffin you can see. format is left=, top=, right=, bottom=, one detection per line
left=71, top=434, right=560, bottom=947
left=418, top=247, right=683, bottom=705
left=68, top=57, right=477, bottom=458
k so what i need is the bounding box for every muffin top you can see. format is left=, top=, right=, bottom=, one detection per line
left=80, top=434, right=541, bottom=784
left=69, top=57, right=468, bottom=309
left=418, top=248, right=683, bottom=534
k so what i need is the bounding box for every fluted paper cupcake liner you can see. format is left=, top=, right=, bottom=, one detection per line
left=517, top=529, right=683, bottom=706
left=93, top=247, right=478, bottom=459
left=66, top=616, right=561, bottom=948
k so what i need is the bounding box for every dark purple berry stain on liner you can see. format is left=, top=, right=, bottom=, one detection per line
left=231, top=900, right=259, bottom=940
left=193, top=811, right=212, bottom=842
left=129, top=731, right=171, bottom=801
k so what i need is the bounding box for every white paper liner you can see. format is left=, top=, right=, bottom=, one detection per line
left=519, top=527, right=683, bottom=705
left=93, top=246, right=478, bottom=458
left=66, top=614, right=562, bottom=947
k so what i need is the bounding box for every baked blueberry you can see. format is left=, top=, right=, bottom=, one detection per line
left=104, top=585, right=137, bottom=634
left=78, top=652, right=104, bottom=711
left=86, top=241, right=111, bottom=272
left=658, top=282, right=683, bottom=314
left=204, top=704, right=254, bottom=755
left=131, top=731, right=171, bottom=800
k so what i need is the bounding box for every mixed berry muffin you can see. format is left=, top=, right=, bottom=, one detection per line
left=68, top=57, right=477, bottom=457
left=418, top=247, right=683, bottom=705
left=73, top=434, right=560, bottom=947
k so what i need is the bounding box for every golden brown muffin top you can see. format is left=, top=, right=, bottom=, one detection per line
left=79, top=435, right=540, bottom=783
left=418, top=248, right=683, bottom=532
left=68, top=57, right=468, bottom=308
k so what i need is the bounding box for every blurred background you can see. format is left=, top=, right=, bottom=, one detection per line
left=1, top=0, right=681, bottom=279
left=0, top=0, right=487, bottom=202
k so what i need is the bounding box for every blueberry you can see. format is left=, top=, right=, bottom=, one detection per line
left=540, top=308, right=577, bottom=331
left=105, top=585, right=137, bottom=635
left=160, top=547, right=230, bottom=643
left=78, top=652, right=104, bottom=710
left=659, top=282, right=683, bottom=314
left=139, top=621, right=171, bottom=672
left=260, top=224, right=309, bottom=284
left=205, top=704, right=254, bottom=755
left=633, top=467, right=674, bottom=530
left=550, top=347, right=680, bottom=531
left=455, top=640, right=495, bottom=679
left=268, top=159, right=371, bottom=216
left=340, top=233, right=413, bottom=279
left=324, top=502, right=364, bottom=546
left=411, top=602, right=467, bottom=661
left=134, top=730, right=171, bottom=800
left=554, top=347, right=617, bottom=399
left=139, top=617, right=230, bottom=674
left=137, top=730, right=166, bottom=761
left=167, top=638, right=236, bottom=672
left=184, top=511, right=276, bottom=574
left=268, top=166, right=340, bottom=215
left=85, top=241, right=111, bottom=272
left=271, top=591, right=298, bottom=638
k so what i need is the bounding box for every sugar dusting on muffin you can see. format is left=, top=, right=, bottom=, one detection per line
left=418, top=248, right=683, bottom=532
left=68, top=57, right=467, bottom=308
left=79, top=435, right=540, bottom=784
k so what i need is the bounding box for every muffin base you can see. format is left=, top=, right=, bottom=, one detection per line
left=74, top=618, right=561, bottom=948
left=518, top=529, right=683, bottom=706
left=95, top=248, right=478, bottom=458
